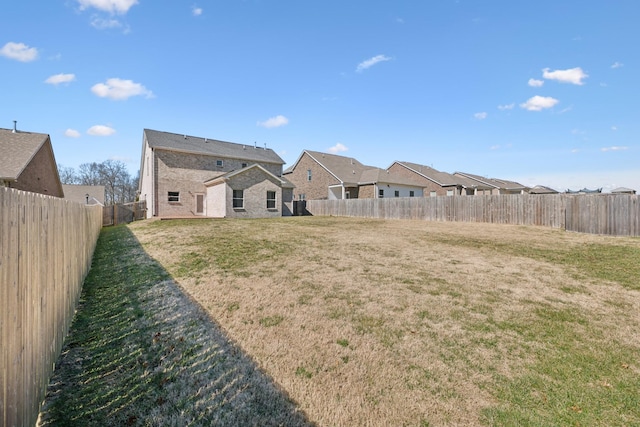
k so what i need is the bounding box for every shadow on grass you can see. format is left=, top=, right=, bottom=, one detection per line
left=38, top=225, right=314, bottom=426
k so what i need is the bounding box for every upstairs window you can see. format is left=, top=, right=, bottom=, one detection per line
left=430, top=191, right=437, bottom=197
left=394, top=190, right=400, bottom=197
left=233, top=190, right=244, bottom=209
left=241, top=162, right=248, bottom=168
left=307, top=169, right=312, bottom=181
left=266, top=191, right=276, bottom=209
left=168, top=191, right=180, bottom=202
left=378, top=189, right=384, bottom=198
left=410, top=191, right=415, bottom=197
left=216, top=159, right=224, bottom=167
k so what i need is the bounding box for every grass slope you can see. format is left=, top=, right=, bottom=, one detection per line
left=38, top=225, right=313, bottom=426
left=128, top=217, right=640, bottom=426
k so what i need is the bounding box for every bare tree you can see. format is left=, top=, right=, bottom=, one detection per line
left=62, top=160, right=139, bottom=205
left=57, top=164, right=79, bottom=184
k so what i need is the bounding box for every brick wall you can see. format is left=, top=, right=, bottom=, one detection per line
left=284, top=152, right=339, bottom=200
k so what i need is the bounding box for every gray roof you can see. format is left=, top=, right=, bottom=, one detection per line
left=611, top=187, right=636, bottom=194
left=455, top=171, right=529, bottom=191
left=394, top=161, right=493, bottom=189
left=143, top=129, right=285, bottom=165
left=287, top=150, right=424, bottom=187
left=62, top=184, right=106, bottom=204
left=529, top=185, right=559, bottom=194
left=0, top=128, right=50, bottom=180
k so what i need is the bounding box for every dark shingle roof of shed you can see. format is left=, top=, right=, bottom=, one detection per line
left=144, top=129, right=285, bottom=165
left=455, top=171, right=529, bottom=191
left=0, top=128, right=49, bottom=180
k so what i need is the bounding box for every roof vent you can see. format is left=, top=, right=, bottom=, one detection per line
left=204, top=138, right=208, bottom=143
left=254, top=141, right=257, bottom=149
left=12, top=120, right=17, bottom=133
left=264, top=143, right=267, bottom=150
left=184, top=135, right=187, bottom=139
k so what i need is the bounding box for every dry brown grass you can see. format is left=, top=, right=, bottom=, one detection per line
left=129, top=216, right=640, bottom=426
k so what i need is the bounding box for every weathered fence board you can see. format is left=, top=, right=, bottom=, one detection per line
left=102, top=201, right=146, bottom=227
left=1, top=187, right=102, bottom=427
left=307, top=194, right=639, bottom=237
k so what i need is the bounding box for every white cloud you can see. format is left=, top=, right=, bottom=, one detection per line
left=601, top=146, right=628, bottom=152
left=395, top=17, right=405, bottom=24
left=328, top=143, right=348, bottom=154
left=474, top=112, right=488, bottom=120
left=611, top=62, right=623, bottom=69
left=528, top=78, right=544, bottom=87
left=91, top=78, right=153, bottom=100
left=0, top=42, right=38, bottom=62
left=257, top=115, right=289, bottom=128
left=520, top=95, right=559, bottom=111
left=87, top=125, right=116, bottom=136
left=542, top=67, right=588, bottom=85
left=498, top=103, right=515, bottom=110
left=45, top=73, right=76, bottom=85
left=192, top=5, right=203, bottom=16
left=611, top=126, right=618, bottom=131
left=91, top=17, right=124, bottom=30
left=65, top=129, right=81, bottom=138
left=77, top=0, right=138, bottom=14
left=356, top=54, right=391, bottom=72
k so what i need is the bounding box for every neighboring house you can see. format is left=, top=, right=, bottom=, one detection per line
left=453, top=172, right=529, bottom=195
left=529, top=185, right=559, bottom=195
left=138, top=129, right=293, bottom=218
left=204, top=164, right=294, bottom=218
left=0, top=125, right=64, bottom=197
left=387, top=161, right=494, bottom=196
left=283, top=150, right=424, bottom=200
left=62, top=184, right=106, bottom=205
left=610, top=187, right=636, bottom=195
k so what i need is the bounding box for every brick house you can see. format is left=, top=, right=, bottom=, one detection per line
left=138, top=129, right=294, bottom=218
left=387, top=161, right=494, bottom=196
left=453, top=172, right=529, bottom=195
left=283, top=150, right=425, bottom=200
left=0, top=125, right=64, bottom=197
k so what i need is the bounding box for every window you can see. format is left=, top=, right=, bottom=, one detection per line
left=233, top=190, right=244, bottom=208
left=409, top=191, right=415, bottom=197
left=168, top=191, right=180, bottom=202
left=307, top=169, right=312, bottom=181
left=298, top=194, right=306, bottom=201
left=216, top=159, right=224, bottom=167
left=430, top=191, right=437, bottom=197
left=446, top=190, right=454, bottom=196
left=266, top=191, right=276, bottom=209
left=378, top=189, right=384, bottom=198
left=241, top=162, right=247, bottom=168
left=345, top=191, right=350, bottom=199
left=394, top=190, right=400, bottom=197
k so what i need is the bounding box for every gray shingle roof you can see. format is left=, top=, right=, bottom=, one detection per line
left=144, top=129, right=285, bottom=165
left=292, top=151, right=424, bottom=187
left=455, top=171, right=529, bottom=191
left=0, top=128, right=49, bottom=180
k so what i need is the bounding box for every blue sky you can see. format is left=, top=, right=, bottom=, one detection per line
left=2, top=0, right=638, bottom=192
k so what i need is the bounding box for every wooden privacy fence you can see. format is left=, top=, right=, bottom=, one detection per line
left=306, top=194, right=640, bottom=237
left=1, top=187, right=103, bottom=427
left=102, top=200, right=146, bottom=227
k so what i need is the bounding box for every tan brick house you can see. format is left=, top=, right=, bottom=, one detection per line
left=283, top=150, right=424, bottom=200
left=387, top=161, right=494, bottom=196
left=0, top=125, right=64, bottom=198
left=138, top=129, right=293, bottom=218
left=453, top=171, right=529, bottom=195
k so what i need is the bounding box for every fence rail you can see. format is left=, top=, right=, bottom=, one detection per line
left=1, top=187, right=103, bottom=427
left=102, top=201, right=146, bottom=227
left=306, top=194, right=640, bottom=237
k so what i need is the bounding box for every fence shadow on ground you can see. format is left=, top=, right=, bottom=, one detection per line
left=38, top=225, right=314, bottom=427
